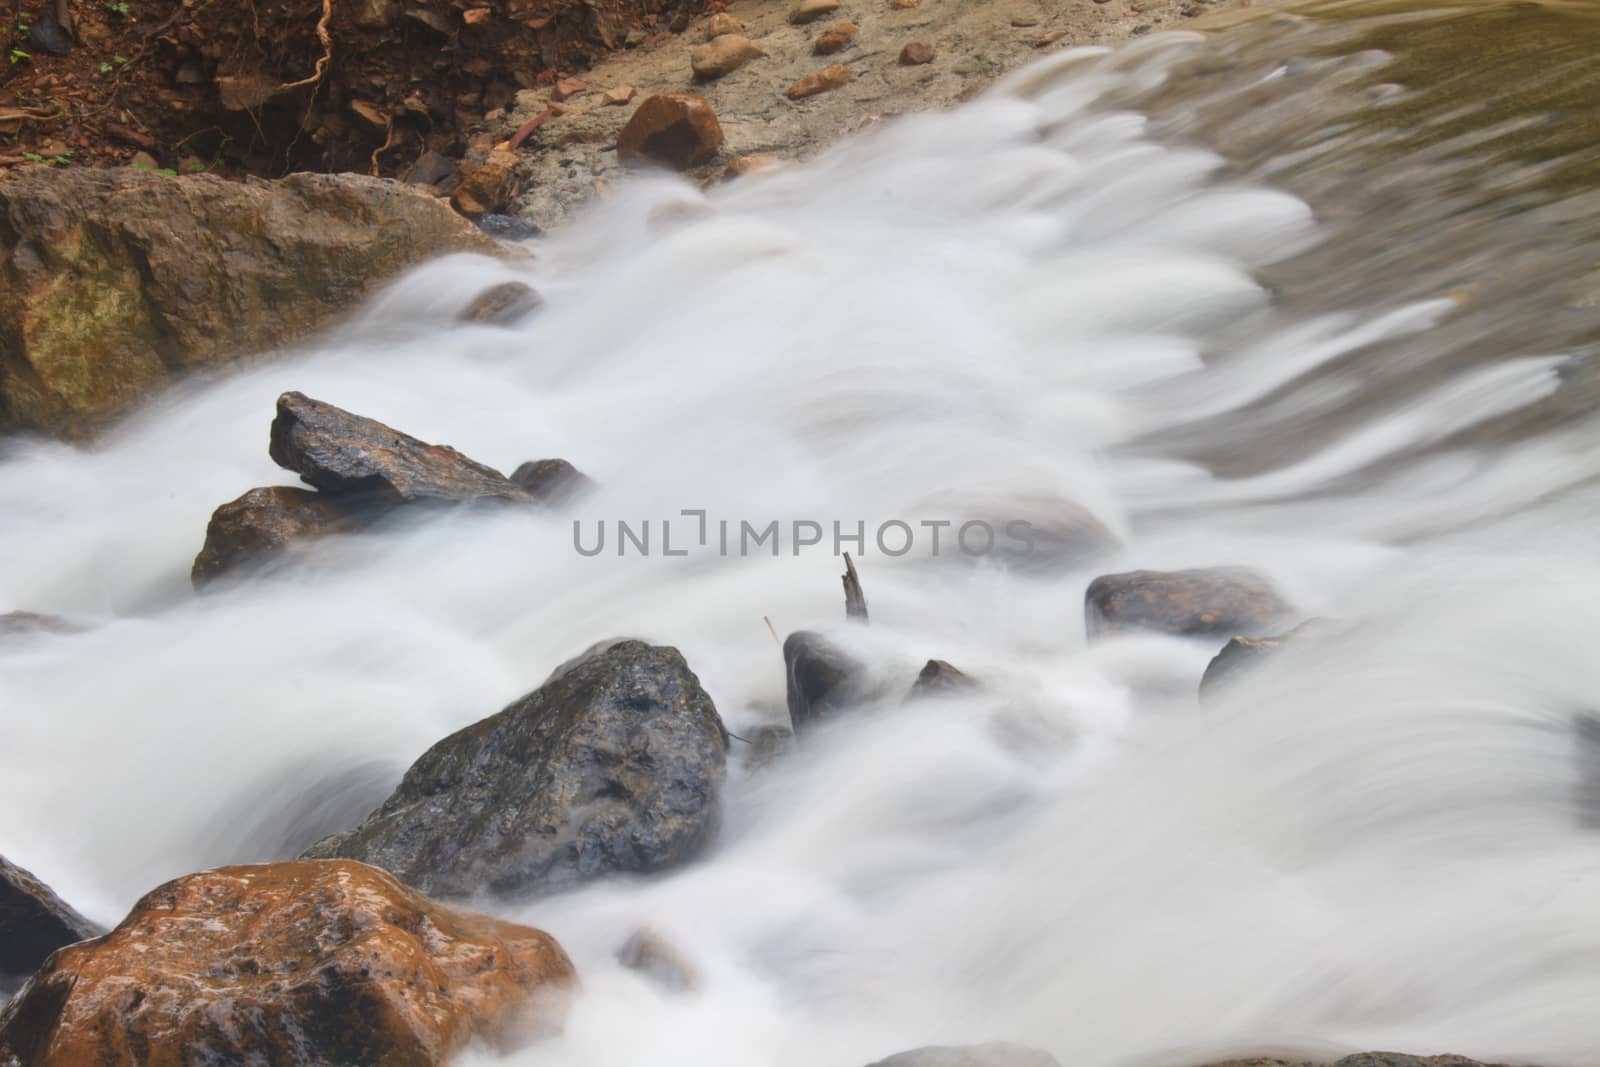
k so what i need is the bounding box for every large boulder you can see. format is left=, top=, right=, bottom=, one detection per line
left=617, top=94, right=725, bottom=170
left=0, top=168, right=498, bottom=439
left=305, top=641, right=728, bottom=899
left=1084, top=567, right=1292, bottom=642
left=0, top=860, right=575, bottom=1067
left=867, top=1045, right=1061, bottom=1067
left=190, top=486, right=360, bottom=588
left=0, top=856, right=101, bottom=994
left=269, top=391, right=530, bottom=505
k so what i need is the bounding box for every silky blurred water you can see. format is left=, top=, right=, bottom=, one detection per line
left=5, top=9, right=1600, bottom=1067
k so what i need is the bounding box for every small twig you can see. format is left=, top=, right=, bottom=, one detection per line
left=842, top=553, right=868, bottom=623
left=763, top=615, right=781, bottom=646
left=506, top=106, right=557, bottom=151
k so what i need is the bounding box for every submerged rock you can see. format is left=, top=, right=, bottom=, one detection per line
left=899, top=41, right=937, bottom=65
left=786, top=64, right=853, bottom=100
left=867, top=1045, right=1061, bottom=1067
left=269, top=391, right=529, bottom=505
left=0, top=856, right=102, bottom=993
left=784, top=631, right=871, bottom=735
left=814, top=22, right=859, bottom=55
left=617, top=94, right=725, bottom=170
left=1085, top=567, right=1291, bottom=642
left=907, top=659, right=974, bottom=701
left=789, top=0, right=842, bottom=24
left=462, top=281, right=545, bottom=326
left=0, top=612, right=82, bottom=639
left=477, top=213, right=545, bottom=241
left=0, top=168, right=496, bottom=439
left=746, top=723, right=797, bottom=770
left=1198, top=619, right=1337, bottom=700
left=510, top=458, right=595, bottom=506
left=305, top=641, right=728, bottom=899
left=0, top=860, right=574, bottom=1066
left=616, top=927, right=698, bottom=992
left=191, top=486, right=359, bottom=588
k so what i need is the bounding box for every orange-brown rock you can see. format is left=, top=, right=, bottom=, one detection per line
left=786, top=64, right=853, bottom=99
left=1084, top=567, right=1293, bottom=642
left=814, top=21, right=858, bottom=54
left=602, top=85, right=638, bottom=106
left=451, top=149, right=520, bottom=218
left=890, top=0, right=921, bottom=7
left=789, top=0, right=842, bottom=23
left=691, top=34, right=766, bottom=80
left=0, top=860, right=576, bottom=1067
left=706, top=12, right=744, bottom=38
left=617, top=94, right=725, bottom=170
left=191, top=485, right=359, bottom=589
left=899, top=41, right=936, bottom=65
left=722, top=153, right=787, bottom=181
left=551, top=78, right=588, bottom=102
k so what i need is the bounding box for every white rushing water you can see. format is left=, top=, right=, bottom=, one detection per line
left=4, top=29, right=1600, bottom=1067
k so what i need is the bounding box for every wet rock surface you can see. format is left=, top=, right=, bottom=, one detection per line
left=0, top=856, right=101, bottom=994
left=269, top=391, right=529, bottom=505
left=510, top=459, right=596, bottom=506
left=0, top=860, right=575, bottom=1067
left=907, top=659, right=974, bottom=700
left=784, top=630, right=872, bottom=734
left=0, top=168, right=496, bottom=439
left=1085, top=567, right=1292, bottom=642
left=191, top=486, right=360, bottom=589
left=867, top=1044, right=1062, bottom=1067
left=0, top=613, right=83, bottom=639
left=462, top=281, right=546, bottom=326
left=304, top=641, right=727, bottom=900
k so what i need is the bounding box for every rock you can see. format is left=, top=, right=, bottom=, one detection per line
left=789, top=0, right=842, bottom=25
left=899, top=41, right=936, bottom=65
left=191, top=486, right=358, bottom=589
left=451, top=148, right=520, bottom=218
left=509, top=458, right=595, bottom=505
left=784, top=631, right=871, bottom=734
left=706, top=13, right=744, bottom=38
left=868, top=1046, right=1061, bottom=1067
left=127, top=151, right=160, bottom=171
left=405, top=149, right=458, bottom=188
left=0, top=860, right=575, bottom=1066
left=891, top=0, right=921, bottom=7
left=478, top=213, right=544, bottom=241
left=1084, top=567, right=1292, bottom=642
left=551, top=78, right=588, bottom=102
left=616, top=928, right=697, bottom=991
left=0, top=855, right=102, bottom=992
left=721, top=154, right=786, bottom=181
left=27, top=13, right=73, bottom=56
left=304, top=641, right=728, bottom=899
left=0, top=612, right=82, bottom=638
left=269, top=391, right=530, bottom=506
left=617, top=94, right=725, bottom=170
left=814, top=22, right=858, bottom=54
left=691, top=35, right=765, bottom=81
left=1198, top=619, right=1335, bottom=700
left=786, top=64, right=852, bottom=100
left=462, top=281, right=545, bottom=326
left=746, top=723, right=796, bottom=769
left=907, top=659, right=974, bottom=700
left=602, top=85, right=638, bottom=106
left=0, top=168, right=497, bottom=439
left=1034, top=31, right=1066, bottom=47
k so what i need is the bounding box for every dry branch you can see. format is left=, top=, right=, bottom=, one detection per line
left=842, top=553, right=868, bottom=623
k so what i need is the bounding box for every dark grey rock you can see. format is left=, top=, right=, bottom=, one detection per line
left=1198, top=619, right=1338, bottom=701
left=268, top=391, right=529, bottom=505
left=784, top=631, right=871, bottom=735
left=746, top=723, right=795, bottom=770
left=1, top=855, right=102, bottom=992
left=27, top=13, right=72, bottom=56
left=0, top=613, right=82, bottom=639
left=461, top=281, right=544, bottom=326
left=616, top=927, right=697, bottom=991
left=907, top=659, right=974, bottom=701
left=866, top=1044, right=1061, bottom=1067
left=1085, top=567, right=1291, bottom=642
left=510, top=458, right=594, bottom=506
left=476, top=213, right=544, bottom=241
left=304, top=640, right=728, bottom=899
left=404, top=149, right=458, bottom=189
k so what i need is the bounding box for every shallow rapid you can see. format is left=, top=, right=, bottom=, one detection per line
left=6, top=7, right=1600, bottom=1066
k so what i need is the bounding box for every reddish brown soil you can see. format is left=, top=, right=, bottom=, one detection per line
left=0, top=0, right=708, bottom=177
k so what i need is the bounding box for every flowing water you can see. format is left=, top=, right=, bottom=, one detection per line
left=6, top=4, right=1600, bottom=1065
